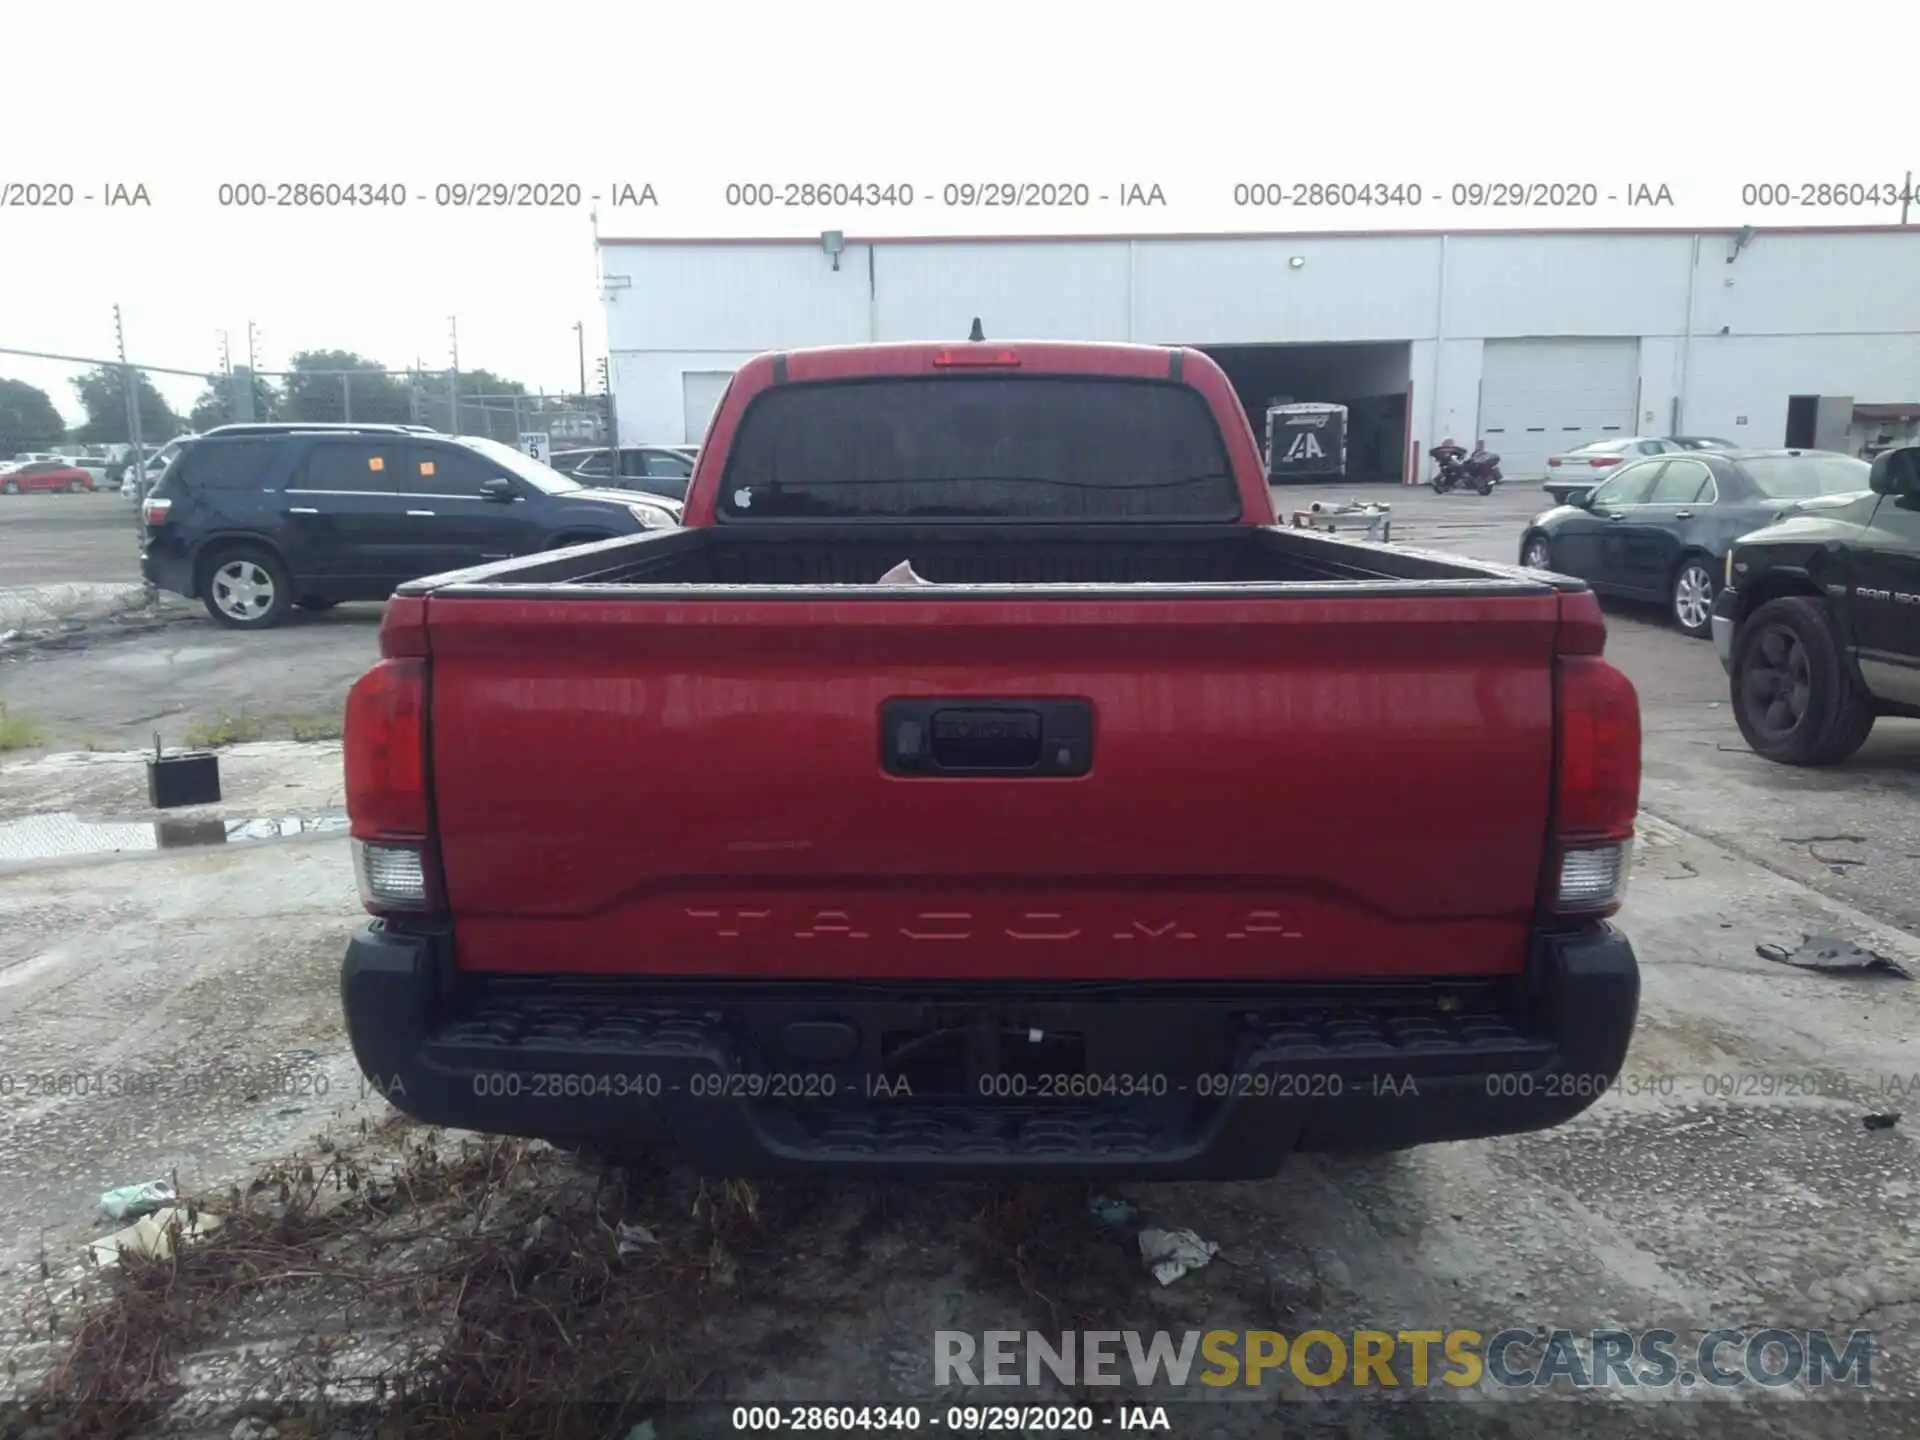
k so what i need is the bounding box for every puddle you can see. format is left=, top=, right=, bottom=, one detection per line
left=0, top=810, right=348, bottom=862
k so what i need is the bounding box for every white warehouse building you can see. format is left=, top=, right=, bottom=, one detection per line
left=598, top=228, right=1920, bottom=483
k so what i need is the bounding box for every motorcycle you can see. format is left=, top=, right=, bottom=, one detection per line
left=1429, top=446, right=1502, bottom=496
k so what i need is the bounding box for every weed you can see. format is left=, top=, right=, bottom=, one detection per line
left=289, top=714, right=343, bottom=742
left=181, top=713, right=268, bottom=748
left=0, top=704, right=46, bottom=751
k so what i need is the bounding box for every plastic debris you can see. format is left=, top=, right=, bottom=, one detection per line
left=87, top=1206, right=222, bottom=1268
left=1088, top=1194, right=1137, bottom=1229
left=1138, top=1226, right=1219, bottom=1286
left=875, top=560, right=931, bottom=585
left=1756, top=935, right=1912, bottom=980
left=624, top=1421, right=658, bottom=1440
left=1864, top=1113, right=1901, bottom=1131
left=616, top=1221, right=660, bottom=1256
left=100, top=1179, right=176, bottom=1220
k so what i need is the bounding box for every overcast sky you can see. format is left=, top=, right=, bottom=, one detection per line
left=3, top=0, right=1908, bottom=429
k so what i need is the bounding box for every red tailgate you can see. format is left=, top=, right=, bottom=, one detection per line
left=424, top=590, right=1561, bottom=981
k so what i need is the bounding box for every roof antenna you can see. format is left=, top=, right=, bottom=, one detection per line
left=968, top=317, right=985, bottom=342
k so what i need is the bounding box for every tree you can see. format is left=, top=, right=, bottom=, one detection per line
left=70, top=366, right=184, bottom=444
left=280, top=351, right=411, bottom=425
left=0, top=379, right=65, bottom=457
left=188, top=367, right=281, bottom=431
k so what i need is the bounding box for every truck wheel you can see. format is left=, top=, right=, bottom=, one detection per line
left=1730, top=596, right=1875, bottom=766
left=200, top=545, right=293, bottom=630
left=1669, top=555, right=1717, bottom=639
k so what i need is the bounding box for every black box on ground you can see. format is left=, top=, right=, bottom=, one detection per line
left=148, top=752, right=221, bottom=809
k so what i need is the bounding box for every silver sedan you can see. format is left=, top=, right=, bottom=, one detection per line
left=1543, top=436, right=1735, bottom=503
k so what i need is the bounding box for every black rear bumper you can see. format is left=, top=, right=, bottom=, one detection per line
left=341, top=925, right=1639, bottom=1180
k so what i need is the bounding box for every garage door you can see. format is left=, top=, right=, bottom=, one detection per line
left=681, top=370, right=735, bottom=444
left=1478, top=339, right=1639, bottom=481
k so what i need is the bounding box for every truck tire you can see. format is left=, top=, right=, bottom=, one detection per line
left=200, top=544, right=294, bottom=630
left=1730, top=596, right=1875, bottom=766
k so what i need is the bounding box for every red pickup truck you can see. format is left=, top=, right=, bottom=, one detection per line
left=340, top=339, right=1642, bottom=1179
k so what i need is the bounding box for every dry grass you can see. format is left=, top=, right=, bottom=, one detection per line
left=15, top=1121, right=771, bottom=1440
left=180, top=713, right=269, bottom=748
left=287, top=714, right=343, bottom=743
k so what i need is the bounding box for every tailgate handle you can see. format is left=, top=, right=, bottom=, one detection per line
left=882, top=699, right=1092, bottom=777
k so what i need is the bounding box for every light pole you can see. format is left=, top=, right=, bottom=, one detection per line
left=574, top=320, right=587, bottom=397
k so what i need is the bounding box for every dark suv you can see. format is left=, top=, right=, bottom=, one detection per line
left=140, top=425, right=677, bottom=629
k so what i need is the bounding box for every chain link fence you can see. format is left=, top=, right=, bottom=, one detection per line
left=1, top=343, right=615, bottom=482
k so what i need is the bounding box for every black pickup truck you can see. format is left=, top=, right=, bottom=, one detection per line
left=1714, top=445, right=1920, bottom=765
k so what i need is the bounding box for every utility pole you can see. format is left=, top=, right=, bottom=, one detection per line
left=246, top=320, right=259, bottom=374
left=448, top=316, right=461, bottom=435
left=574, top=320, right=587, bottom=396
left=1902, top=169, right=1913, bottom=227
left=115, top=304, right=145, bottom=540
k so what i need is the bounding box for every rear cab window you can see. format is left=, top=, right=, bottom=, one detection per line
left=717, top=375, right=1240, bottom=522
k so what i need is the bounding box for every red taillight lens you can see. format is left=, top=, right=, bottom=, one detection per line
left=1546, top=458, right=1562, bottom=468
left=932, top=348, right=1022, bottom=368
left=142, top=497, right=171, bottom=525
left=1588, top=457, right=1620, bottom=468
left=1556, top=656, right=1641, bottom=840
left=344, top=658, right=427, bottom=838
left=1545, top=653, right=1641, bottom=918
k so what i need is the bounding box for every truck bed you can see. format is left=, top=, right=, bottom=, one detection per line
left=404, top=523, right=1533, bottom=593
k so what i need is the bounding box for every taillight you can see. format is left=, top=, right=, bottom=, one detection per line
left=343, top=657, right=440, bottom=915
left=1588, top=457, right=1621, bottom=468
left=1546, top=458, right=1562, bottom=468
left=142, top=497, right=171, bottom=525
left=1545, top=650, right=1641, bottom=919
left=932, top=348, right=1022, bottom=368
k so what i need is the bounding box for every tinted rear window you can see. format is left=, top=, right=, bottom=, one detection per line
left=1741, top=454, right=1872, bottom=499
left=717, top=376, right=1239, bottom=521
left=172, top=439, right=281, bottom=491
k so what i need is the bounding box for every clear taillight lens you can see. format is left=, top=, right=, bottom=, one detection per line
left=353, top=839, right=429, bottom=910
left=1557, top=841, right=1633, bottom=913
left=142, top=497, right=171, bottom=525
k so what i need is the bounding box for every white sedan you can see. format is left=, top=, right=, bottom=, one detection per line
left=1542, top=436, right=1735, bottom=501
